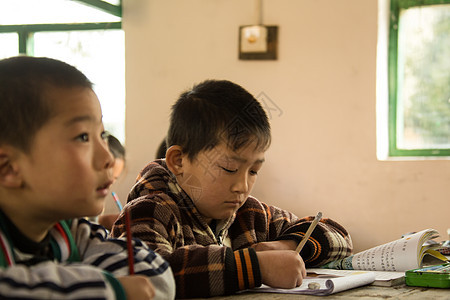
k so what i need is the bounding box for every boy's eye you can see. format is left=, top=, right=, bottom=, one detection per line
left=220, top=166, right=237, bottom=173
left=250, top=170, right=258, bottom=176
left=76, top=133, right=89, bottom=142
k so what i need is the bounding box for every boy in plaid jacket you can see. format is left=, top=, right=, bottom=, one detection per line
left=112, top=80, right=353, bottom=298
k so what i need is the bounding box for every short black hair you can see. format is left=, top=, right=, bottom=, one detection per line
left=167, top=80, right=271, bottom=160
left=0, top=56, right=92, bottom=152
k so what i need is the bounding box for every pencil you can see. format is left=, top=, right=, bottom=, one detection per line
left=125, top=209, right=134, bottom=275
left=112, top=192, right=123, bottom=211
left=295, top=212, right=322, bottom=253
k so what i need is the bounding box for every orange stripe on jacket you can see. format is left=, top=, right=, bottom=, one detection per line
left=243, top=249, right=255, bottom=287
left=234, top=251, right=245, bottom=290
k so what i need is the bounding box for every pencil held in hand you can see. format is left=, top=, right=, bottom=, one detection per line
left=296, top=212, right=322, bottom=253
left=125, top=209, right=134, bottom=275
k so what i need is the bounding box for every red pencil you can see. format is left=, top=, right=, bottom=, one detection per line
left=125, top=209, right=134, bottom=275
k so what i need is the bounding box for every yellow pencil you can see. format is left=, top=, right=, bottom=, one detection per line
left=295, top=212, right=322, bottom=253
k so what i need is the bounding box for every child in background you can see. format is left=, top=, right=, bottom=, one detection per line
left=111, top=79, right=353, bottom=298
left=0, top=56, right=175, bottom=300
left=108, top=134, right=126, bottom=182
left=96, top=135, right=126, bottom=231
left=155, top=138, right=167, bottom=159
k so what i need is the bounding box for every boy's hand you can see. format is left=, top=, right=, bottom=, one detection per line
left=251, top=240, right=297, bottom=251
left=256, top=250, right=306, bottom=289
left=118, top=275, right=155, bottom=300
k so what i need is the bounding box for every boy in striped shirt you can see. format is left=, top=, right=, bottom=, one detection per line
left=0, top=56, right=175, bottom=299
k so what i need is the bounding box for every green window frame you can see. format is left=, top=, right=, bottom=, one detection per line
left=388, top=0, right=450, bottom=157
left=0, top=0, right=125, bottom=141
left=0, top=0, right=122, bottom=55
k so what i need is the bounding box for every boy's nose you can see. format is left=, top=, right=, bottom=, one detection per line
left=104, top=147, right=115, bottom=170
left=96, top=139, right=115, bottom=170
left=231, top=173, right=249, bottom=194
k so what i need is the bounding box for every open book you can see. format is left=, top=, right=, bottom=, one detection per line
left=322, top=228, right=448, bottom=272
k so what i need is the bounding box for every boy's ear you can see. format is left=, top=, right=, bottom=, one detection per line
left=165, top=145, right=185, bottom=176
left=0, top=147, right=23, bottom=189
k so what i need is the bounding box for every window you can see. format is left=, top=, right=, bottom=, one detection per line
left=0, top=0, right=125, bottom=142
left=388, top=0, right=450, bottom=157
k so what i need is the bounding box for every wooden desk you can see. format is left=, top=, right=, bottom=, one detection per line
left=196, top=284, right=449, bottom=299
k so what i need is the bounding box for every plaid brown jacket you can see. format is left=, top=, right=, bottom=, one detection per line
left=111, top=160, right=353, bottom=298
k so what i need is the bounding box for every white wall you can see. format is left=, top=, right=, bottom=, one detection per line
left=109, top=0, right=450, bottom=252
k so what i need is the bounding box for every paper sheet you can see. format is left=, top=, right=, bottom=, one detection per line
left=250, top=271, right=375, bottom=296
left=307, top=268, right=405, bottom=286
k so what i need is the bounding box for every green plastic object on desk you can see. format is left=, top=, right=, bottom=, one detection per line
left=405, top=262, right=450, bottom=288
